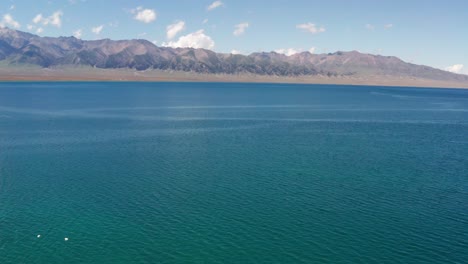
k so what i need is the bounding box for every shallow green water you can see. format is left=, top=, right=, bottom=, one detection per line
left=0, top=82, right=467, bottom=263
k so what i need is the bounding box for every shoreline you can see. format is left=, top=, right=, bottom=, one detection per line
left=1, top=68, right=468, bottom=89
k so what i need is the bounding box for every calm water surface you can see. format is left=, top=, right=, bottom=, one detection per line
left=0, top=82, right=467, bottom=263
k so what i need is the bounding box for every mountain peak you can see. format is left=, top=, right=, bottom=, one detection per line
left=0, top=28, right=466, bottom=81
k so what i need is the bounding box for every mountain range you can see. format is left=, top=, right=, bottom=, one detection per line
left=0, top=27, right=467, bottom=83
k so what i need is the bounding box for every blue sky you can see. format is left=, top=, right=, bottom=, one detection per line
left=0, top=0, right=467, bottom=74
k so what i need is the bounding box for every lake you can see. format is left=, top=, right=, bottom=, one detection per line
left=0, top=82, right=467, bottom=263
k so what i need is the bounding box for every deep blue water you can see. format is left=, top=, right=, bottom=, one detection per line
left=0, top=82, right=467, bottom=263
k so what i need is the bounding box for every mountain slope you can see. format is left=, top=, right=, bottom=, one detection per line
left=0, top=27, right=466, bottom=82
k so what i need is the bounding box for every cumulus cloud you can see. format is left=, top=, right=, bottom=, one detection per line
left=445, top=64, right=464, bottom=74
left=49, top=12, right=63, bottom=27
left=73, top=29, right=82, bottom=38
left=275, top=48, right=302, bottom=56
left=33, top=11, right=63, bottom=28
left=275, top=47, right=316, bottom=56
left=207, top=1, right=223, bottom=11
left=233, top=22, right=249, bottom=36
left=92, top=25, right=104, bottom=35
left=132, top=6, right=157, bottom=23
left=0, top=14, right=21, bottom=28
left=26, top=23, right=45, bottom=34
left=166, top=21, right=185, bottom=39
left=32, top=14, right=42, bottom=24
left=162, top=30, right=215, bottom=50
left=296, top=22, right=325, bottom=34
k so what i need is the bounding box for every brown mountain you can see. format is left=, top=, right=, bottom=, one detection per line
left=0, top=27, right=467, bottom=83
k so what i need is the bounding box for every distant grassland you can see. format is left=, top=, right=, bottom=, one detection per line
left=0, top=65, right=467, bottom=89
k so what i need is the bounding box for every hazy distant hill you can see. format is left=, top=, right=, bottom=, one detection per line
left=0, top=27, right=467, bottom=82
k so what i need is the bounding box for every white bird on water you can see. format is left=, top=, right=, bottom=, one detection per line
left=37, top=235, right=41, bottom=238
left=64, top=237, right=69, bottom=241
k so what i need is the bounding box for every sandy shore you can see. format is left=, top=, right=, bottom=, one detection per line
left=1, top=67, right=467, bottom=89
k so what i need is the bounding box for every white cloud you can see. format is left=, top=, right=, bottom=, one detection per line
left=162, top=29, right=215, bottom=50
left=49, top=11, right=63, bottom=27
left=384, top=23, right=393, bottom=29
left=207, top=1, right=223, bottom=11
left=9, top=5, right=15, bottom=10
left=91, top=25, right=104, bottom=35
left=0, top=14, right=21, bottom=28
left=233, top=22, right=249, bottom=36
left=275, top=47, right=316, bottom=56
left=275, top=48, right=302, bottom=56
left=296, top=22, right=325, bottom=34
left=32, top=14, right=43, bottom=24
left=27, top=24, right=34, bottom=30
left=231, top=49, right=242, bottom=55
left=132, top=7, right=156, bottom=23
left=365, top=24, right=375, bottom=30
left=445, top=64, right=464, bottom=74
left=166, top=21, right=185, bottom=39
left=36, top=27, right=44, bottom=34
left=73, top=29, right=82, bottom=38
left=32, top=11, right=63, bottom=28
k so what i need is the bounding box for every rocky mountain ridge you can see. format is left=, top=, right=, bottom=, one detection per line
left=0, top=27, right=466, bottom=82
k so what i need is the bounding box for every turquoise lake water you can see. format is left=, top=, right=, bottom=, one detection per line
left=0, top=82, right=467, bottom=263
